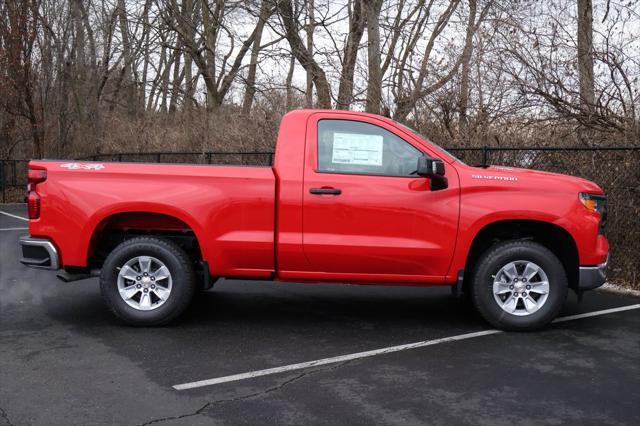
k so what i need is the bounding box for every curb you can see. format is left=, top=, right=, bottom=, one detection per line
left=597, top=283, right=640, bottom=297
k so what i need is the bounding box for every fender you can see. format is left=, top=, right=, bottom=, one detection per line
left=81, top=202, right=206, bottom=268
left=446, top=209, right=572, bottom=283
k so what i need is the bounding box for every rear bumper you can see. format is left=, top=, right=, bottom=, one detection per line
left=578, top=255, right=608, bottom=290
left=20, top=236, right=60, bottom=270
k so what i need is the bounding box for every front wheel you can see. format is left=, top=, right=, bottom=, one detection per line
left=100, top=237, right=196, bottom=326
left=471, top=240, right=568, bottom=331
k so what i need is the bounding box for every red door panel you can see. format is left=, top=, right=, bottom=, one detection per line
left=301, top=113, right=460, bottom=282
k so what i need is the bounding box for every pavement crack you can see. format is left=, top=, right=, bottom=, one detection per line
left=0, top=406, right=13, bottom=426
left=138, top=361, right=351, bottom=426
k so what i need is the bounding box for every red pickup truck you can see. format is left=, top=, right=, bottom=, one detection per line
left=20, top=109, right=609, bottom=330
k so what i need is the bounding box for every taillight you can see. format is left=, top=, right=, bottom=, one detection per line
left=28, top=168, right=47, bottom=191
left=27, top=167, right=47, bottom=219
left=27, top=191, right=41, bottom=219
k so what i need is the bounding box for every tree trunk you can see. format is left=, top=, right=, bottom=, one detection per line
left=305, top=0, right=315, bottom=107
left=337, top=0, right=365, bottom=110
left=286, top=54, right=296, bottom=109
left=365, top=0, right=383, bottom=114
left=577, top=0, right=595, bottom=112
left=183, top=0, right=195, bottom=109
left=202, top=0, right=216, bottom=110
left=140, top=0, right=153, bottom=112
left=242, top=0, right=271, bottom=115
left=116, top=0, right=136, bottom=116
left=457, top=0, right=477, bottom=144
left=169, top=45, right=184, bottom=113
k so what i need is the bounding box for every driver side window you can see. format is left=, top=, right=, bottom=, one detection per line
left=317, top=119, right=422, bottom=177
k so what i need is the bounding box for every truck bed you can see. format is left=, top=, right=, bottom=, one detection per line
left=28, top=160, right=276, bottom=278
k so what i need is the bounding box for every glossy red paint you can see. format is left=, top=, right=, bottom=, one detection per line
left=28, top=163, right=276, bottom=278
left=296, top=112, right=459, bottom=283
left=28, top=109, right=608, bottom=286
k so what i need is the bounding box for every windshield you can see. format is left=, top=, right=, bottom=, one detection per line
left=397, top=123, right=465, bottom=165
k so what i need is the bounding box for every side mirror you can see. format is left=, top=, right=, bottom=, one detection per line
left=416, top=156, right=448, bottom=190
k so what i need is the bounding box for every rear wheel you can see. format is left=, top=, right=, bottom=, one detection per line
left=471, top=240, right=568, bottom=331
left=100, top=237, right=196, bottom=326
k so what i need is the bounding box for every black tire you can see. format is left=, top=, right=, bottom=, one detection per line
left=471, top=240, right=568, bottom=331
left=100, top=236, right=196, bottom=326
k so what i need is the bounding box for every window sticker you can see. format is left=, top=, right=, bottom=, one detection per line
left=331, top=132, right=383, bottom=166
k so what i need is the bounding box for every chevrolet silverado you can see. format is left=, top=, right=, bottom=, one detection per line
left=19, top=109, right=609, bottom=329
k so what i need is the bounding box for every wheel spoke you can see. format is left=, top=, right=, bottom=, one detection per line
left=138, top=256, right=152, bottom=274
left=502, top=295, right=518, bottom=313
left=139, top=292, right=152, bottom=310
left=523, top=262, right=540, bottom=280
left=119, top=285, right=139, bottom=300
left=153, top=286, right=170, bottom=301
left=502, top=262, right=518, bottom=280
left=120, top=265, right=138, bottom=281
left=493, top=280, right=511, bottom=295
left=529, top=280, right=550, bottom=294
left=523, top=295, right=538, bottom=313
left=152, top=265, right=170, bottom=281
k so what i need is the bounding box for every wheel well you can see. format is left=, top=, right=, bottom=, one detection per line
left=464, top=220, right=579, bottom=291
left=87, top=212, right=202, bottom=269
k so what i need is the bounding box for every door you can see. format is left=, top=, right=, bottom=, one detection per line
left=302, top=115, right=460, bottom=282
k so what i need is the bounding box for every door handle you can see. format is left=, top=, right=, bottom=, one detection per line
left=309, top=187, right=342, bottom=195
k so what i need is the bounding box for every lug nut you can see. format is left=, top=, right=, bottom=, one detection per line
left=514, top=278, right=519, bottom=282
left=526, top=285, right=531, bottom=290
left=136, top=276, right=141, bottom=281
left=144, top=272, right=148, bottom=277
left=522, top=278, right=527, bottom=282
left=150, top=277, right=155, bottom=281
left=151, top=284, right=155, bottom=289
left=144, top=289, right=148, bottom=293
left=509, top=285, right=514, bottom=289
left=136, top=284, right=141, bottom=289
left=514, top=292, right=518, bottom=296
left=522, top=292, right=527, bottom=297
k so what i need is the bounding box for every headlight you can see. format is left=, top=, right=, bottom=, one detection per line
left=579, top=193, right=606, bottom=215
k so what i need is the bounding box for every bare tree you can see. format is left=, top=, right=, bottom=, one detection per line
left=0, top=0, right=42, bottom=157
left=165, top=0, right=257, bottom=109
left=276, top=0, right=331, bottom=108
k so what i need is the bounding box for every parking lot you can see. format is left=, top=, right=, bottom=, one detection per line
left=1, top=203, right=640, bottom=425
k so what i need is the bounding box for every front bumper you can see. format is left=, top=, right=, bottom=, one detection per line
left=578, top=255, right=608, bottom=290
left=20, top=236, right=60, bottom=270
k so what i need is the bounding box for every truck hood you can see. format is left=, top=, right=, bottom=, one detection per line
left=466, top=165, right=604, bottom=194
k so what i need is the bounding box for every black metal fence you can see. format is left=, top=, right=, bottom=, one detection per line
left=2, top=147, right=639, bottom=286
left=1, top=159, right=29, bottom=204
left=82, top=151, right=275, bottom=166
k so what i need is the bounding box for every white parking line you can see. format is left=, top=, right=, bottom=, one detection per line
left=0, top=227, right=28, bottom=231
left=173, top=303, right=640, bottom=391
left=0, top=211, right=28, bottom=221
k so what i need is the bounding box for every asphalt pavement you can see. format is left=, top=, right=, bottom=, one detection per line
left=1, top=204, right=639, bottom=425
